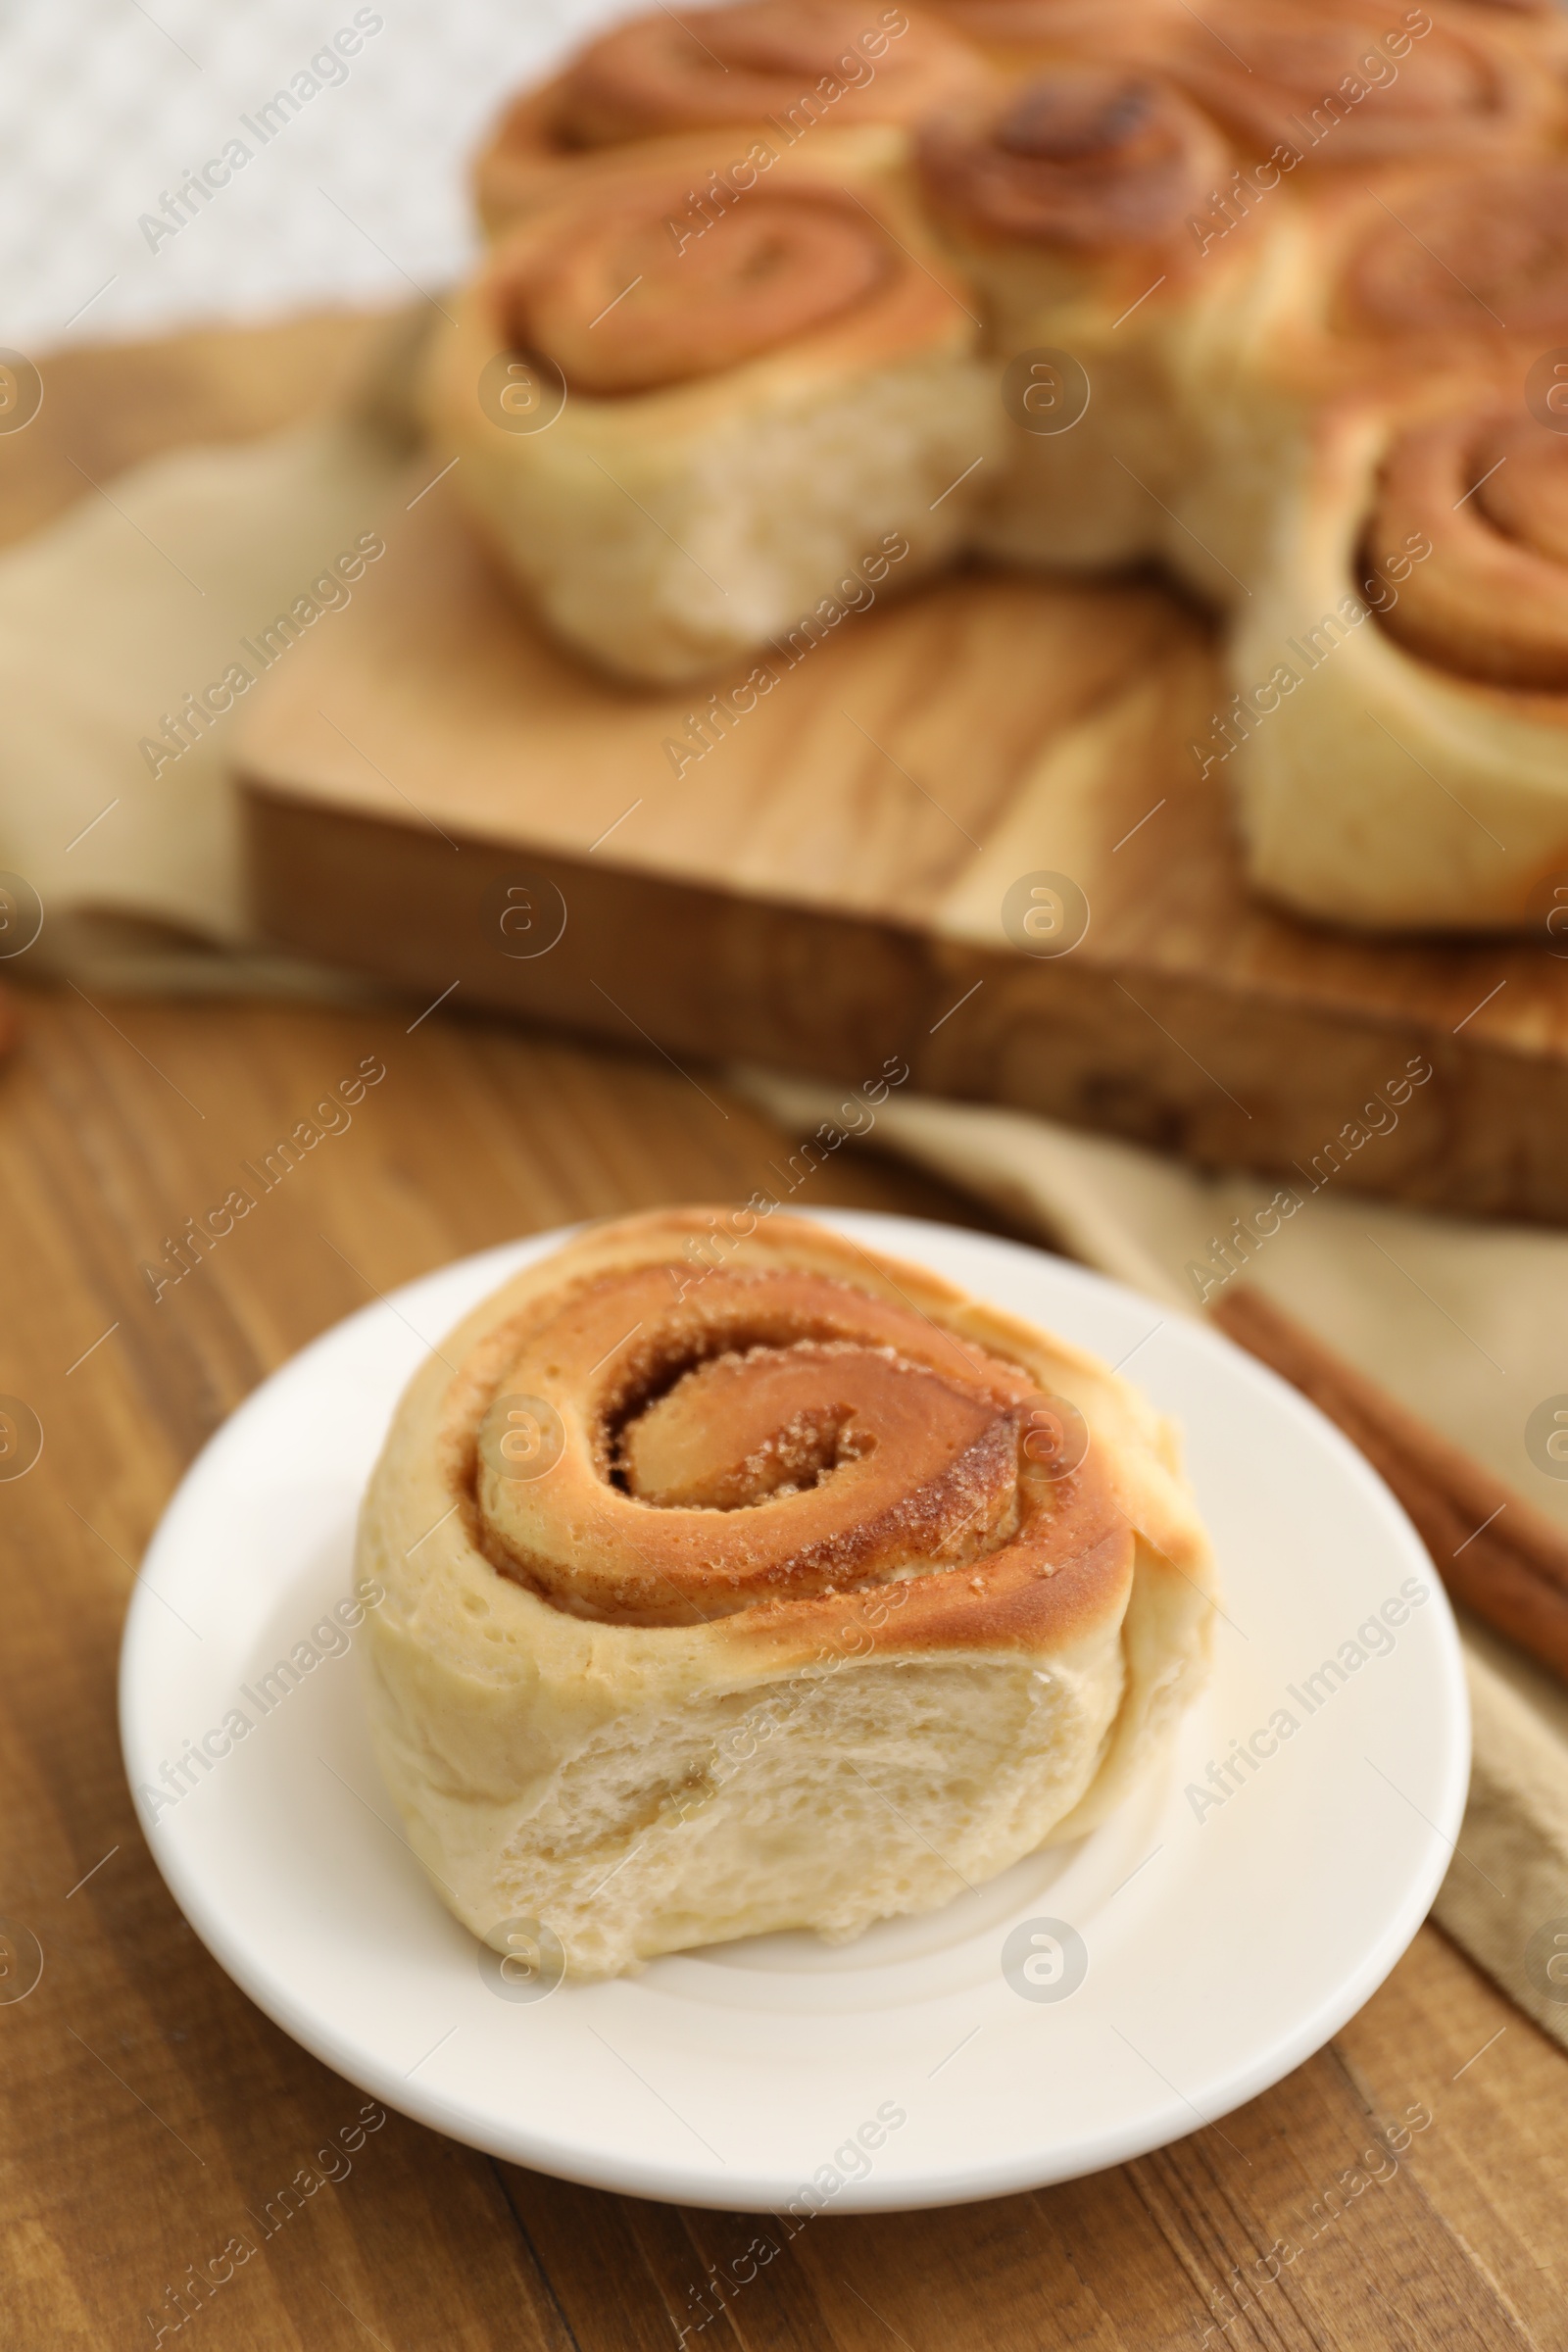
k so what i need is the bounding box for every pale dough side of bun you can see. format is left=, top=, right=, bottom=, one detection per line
left=1229, top=401, right=1568, bottom=930
left=952, top=237, right=1196, bottom=571
left=357, top=1209, right=1216, bottom=1978
left=424, top=142, right=996, bottom=685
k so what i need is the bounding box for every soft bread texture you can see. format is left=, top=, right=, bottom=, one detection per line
left=916, top=69, right=1229, bottom=566
left=1229, top=393, right=1568, bottom=930
left=358, top=1209, right=1217, bottom=1979
left=425, top=141, right=994, bottom=682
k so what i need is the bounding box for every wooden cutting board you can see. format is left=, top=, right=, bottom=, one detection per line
left=237, top=465, right=1568, bottom=1224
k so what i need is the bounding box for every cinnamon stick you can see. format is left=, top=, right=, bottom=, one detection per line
left=1209, top=1283, right=1568, bottom=1688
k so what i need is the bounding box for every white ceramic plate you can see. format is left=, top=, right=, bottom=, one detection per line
left=120, top=1211, right=1467, bottom=2212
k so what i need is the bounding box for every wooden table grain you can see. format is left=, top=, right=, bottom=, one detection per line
left=2, top=983, right=1566, bottom=2352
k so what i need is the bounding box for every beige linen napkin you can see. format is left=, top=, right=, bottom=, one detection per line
left=736, top=1071, right=1568, bottom=2049
left=0, top=411, right=409, bottom=992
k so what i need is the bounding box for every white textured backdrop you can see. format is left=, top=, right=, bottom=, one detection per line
left=0, top=0, right=636, bottom=346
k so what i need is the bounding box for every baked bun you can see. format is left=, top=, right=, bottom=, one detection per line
left=1165, top=155, right=1568, bottom=604
left=358, top=1209, right=1217, bottom=1980
left=917, top=66, right=1229, bottom=565
left=424, top=143, right=995, bottom=682
left=475, top=0, right=992, bottom=230
left=1228, top=391, right=1568, bottom=930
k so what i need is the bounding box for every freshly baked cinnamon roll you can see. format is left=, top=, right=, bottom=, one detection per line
left=1163, top=156, right=1568, bottom=605
left=916, top=67, right=1230, bottom=564
left=1227, top=392, right=1568, bottom=930
left=359, top=1210, right=1216, bottom=1978
left=919, top=68, right=1227, bottom=252
left=475, top=0, right=992, bottom=230
left=425, top=143, right=996, bottom=682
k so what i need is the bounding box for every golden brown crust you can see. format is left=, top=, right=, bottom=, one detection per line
left=1429, top=0, right=1568, bottom=72
left=483, top=162, right=975, bottom=396
left=484, top=79, right=575, bottom=174
left=357, top=1206, right=1216, bottom=1970
left=916, top=67, right=1228, bottom=255
left=922, top=0, right=1178, bottom=67
left=1336, top=161, right=1568, bottom=347
left=471, top=81, right=587, bottom=235
left=1159, top=0, right=1553, bottom=170
left=1367, top=402, right=1568, bottom=691
left=437, top=1216, right=1137, bottom=1643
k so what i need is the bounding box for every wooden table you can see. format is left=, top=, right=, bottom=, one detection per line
left=2, top=982, right=1566, bottom=2351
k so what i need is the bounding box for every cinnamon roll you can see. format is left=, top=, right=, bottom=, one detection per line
left=1163, top=156, right=1568, bottom=605
left=916, top=68, right=1230, bottom=564
left=358, top=1210, right=1216, bottom=1978
left=1227, top=392, right=1568, bottom=931
left=474, top=0, right=992, bottom=231
left=425, top=144, right=996, bottom=682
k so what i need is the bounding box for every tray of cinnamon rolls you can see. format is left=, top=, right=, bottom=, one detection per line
left=416, top=0, right=1568, bottom=935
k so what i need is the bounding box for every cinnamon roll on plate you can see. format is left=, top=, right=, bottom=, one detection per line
left=357, top=1210, right=1216, bottom=1980
left=425, top=141, right=996, bottom=683
left=915, top=66, right=1229, bottom=565
left=1227, top=391, right=1568, bottom=931
left=475, top=0, right=993, bottom=232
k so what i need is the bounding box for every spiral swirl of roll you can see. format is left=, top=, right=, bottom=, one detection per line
left=549, top=0, right=991, bottom=147
left=1366, top=406, right=1568, bottom=690
left=458, top=1222, right=1130, bottom=1632
left=491, top=170, right=968, bottom=395
left=357, top=1210, right=1215, bottom=1979
left=1338, top=162, right=1568, bottom=344
left=1161, top=0, right=1541, bottom=166
left=916, top=66, right=1228, bottom=250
